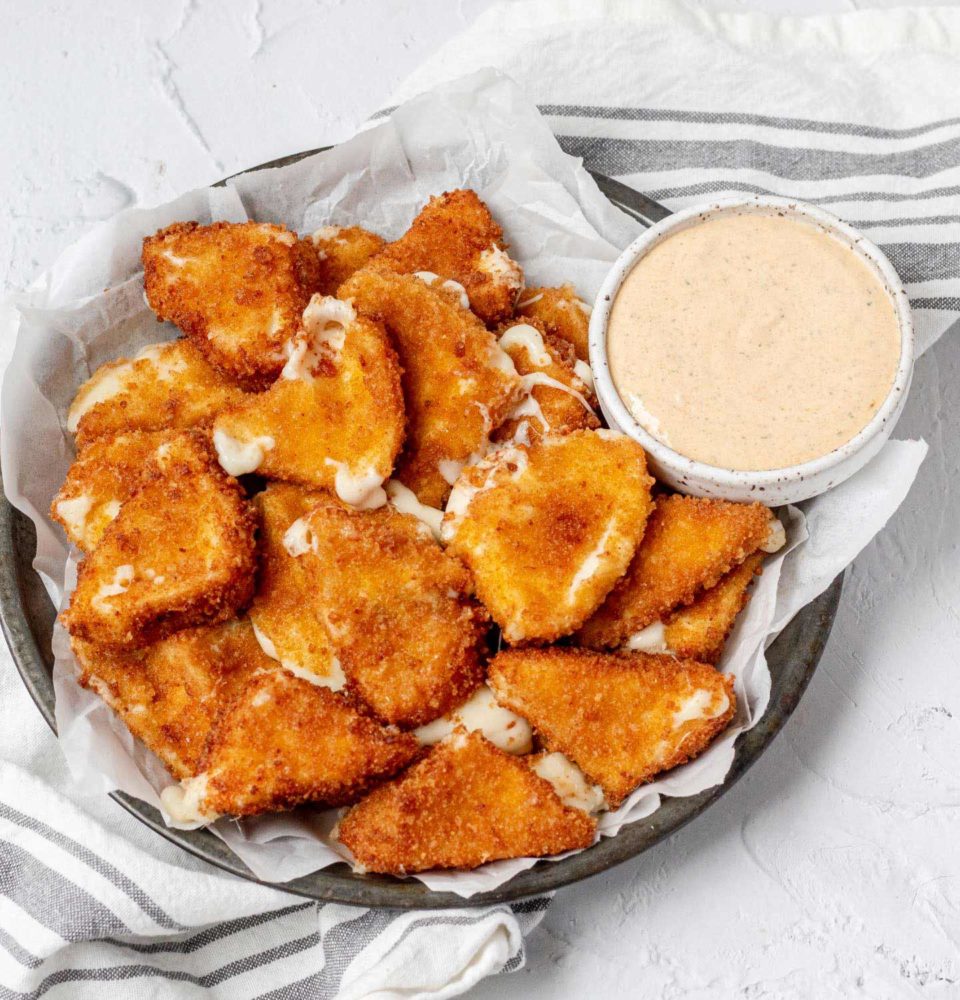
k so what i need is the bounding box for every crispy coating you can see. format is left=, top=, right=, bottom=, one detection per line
left=52, top=429, right=184, bottom=551
left=341, top=270, right=521, bottom=507
left=312, top=225, right=385, bottom=293
left=338, top=731, right=596, bottom=873
left=493, top=317, right=599, bottom=446
left=72, top=619, right=270, bottom=780
left=369, top=190, right=523, bottom=325
left=441, top=430, right=653, bottom=643
left=195, top=669, right=420, bottom=816
left=248, top=483, right=340, bottom=684
left=577, top=495, right=773, bottom=649
left=292, top=494, right=488, bottom=727
left=68, top=339, right=248, bottom=449
left=663, top=553, right=763, bottom=663
left=143, top=221, right=322, bottom=389
left=488, top=648, right=736, bottom=806
left=61, top=432, right=257, bottom=646
left=516, top=284, right=592, bottom=361
left=212, top=296, right=405, bottom=499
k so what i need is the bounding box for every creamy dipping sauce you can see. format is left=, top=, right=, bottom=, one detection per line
left=607, top=212, right=901, bottom=471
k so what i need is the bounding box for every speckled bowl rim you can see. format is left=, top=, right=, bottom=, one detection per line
left=589, top=195, right=915, bottom=498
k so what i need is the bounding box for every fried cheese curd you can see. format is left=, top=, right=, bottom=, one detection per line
left=67, top=339, right=248, bottom=449
left=368, top=189, right=523, bottom=326
left=488, top=648, right=736, bottom=807
left=493, top=317, right=598, bottom=446
left=338, top=730, right=596, bottom=874
left=441, top=430, right=653, bottom=643
left=627, top=552, right=764, bottom=664
left=212, top=296, right=404, bottom=507
left=285, top=494, right=488, bottom=728
left=340, top=269, right=521, bottom=508
left=143, top=221, right=322, bottom=389
left=311, top=224, right=386, bottom=293
left=52, top=429, right=185, bottom=552
left=577, top=495, right=776, bottom=649
left=516, top=284, right=592, bottom=361
left=72, top=619, right=269, bottom=780
left=162, top=669, right=420, bottom=823
left=248, top=483, right=342, bottom=687
left=61, top=432, right=256, bottom=646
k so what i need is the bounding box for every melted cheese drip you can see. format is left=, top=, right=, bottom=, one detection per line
left=414, top=686, right=533, bottom=754
left=385, top=480, right=443, bottom=541
left=532, top=753, right=605, bottom=814
left=213, top=430, right=275, bottom=476
left=324, top=459, right=387, bottom=510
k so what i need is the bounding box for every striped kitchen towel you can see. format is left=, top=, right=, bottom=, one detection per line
left=4, top=2, right=958, bottom=998
left=0, top=762, right=546, bottom=999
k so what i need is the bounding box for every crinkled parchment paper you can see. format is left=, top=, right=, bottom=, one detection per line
left=0, top=69, right=927, bottom=897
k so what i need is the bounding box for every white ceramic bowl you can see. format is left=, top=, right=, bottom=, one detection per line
left=589, top=195, right=915, bottom=505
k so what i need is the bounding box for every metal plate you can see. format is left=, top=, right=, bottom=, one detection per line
left=0, top=155, right=843, bottom=908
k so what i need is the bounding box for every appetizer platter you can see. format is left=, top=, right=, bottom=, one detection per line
left=0, top=130, right=867, bottom=906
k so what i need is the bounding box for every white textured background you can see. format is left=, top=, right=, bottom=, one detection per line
left=2, top=1, right=958, bottom=997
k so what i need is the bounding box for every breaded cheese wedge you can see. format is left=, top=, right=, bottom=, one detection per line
left=441, top=430, right=654, bottom=643
left=626, top=553, right=764, bottom=664
left=72, top=619, right=270, bottom=780
left=68, top=340, right=248, bottom=449
left=143, top=221, right=322, bottom=389
left=161, top=669, right=420, bottom=823
left=516, top=284, right=592, bottom=361
left=493, top=318, right=598, bottom=446
left=248, top=483, right=342, bottom=687
left=212, top=296, right=404, bottom=508
left=311, top=224, right=385, bottom=293
left=61, top=432, right=256, bottom=646
left=341, top=270, right=521, bottom=508
left=488, top=648, right=736, bottom=806
left=577, top=495, right=776, bottom=649
left=369, top=190, right=523, bottom=325
left=286, top=494, right=488, bottom=727
left=52, top=429, right=185, bottom=551
left=338, top=731, right=596, bottom=873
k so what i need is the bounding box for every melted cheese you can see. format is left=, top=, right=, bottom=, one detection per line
left=213, top=429, right=275, bottom=476
left=414, top=686, right=533, bottom=754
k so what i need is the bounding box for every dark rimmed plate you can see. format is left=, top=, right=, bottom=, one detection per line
left=0, top=153, right=843, bottom=908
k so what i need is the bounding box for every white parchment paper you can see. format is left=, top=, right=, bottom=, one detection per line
left=0, top=69, right=928, bottom=898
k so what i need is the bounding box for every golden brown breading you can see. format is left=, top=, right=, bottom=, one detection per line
left=52, top=429, right=184, bottom=551
left=492, top=317, right=599, bottom=446
left=441, top=430, right=653, bottom=643
left=338, top=731, right=596, bottom=873
left=662, top=553, right=763, bottom=663
left=368, top=190, right=523, bottom=326
left=169, top=669, right=420, bottom=819
left=488, top=648, right=736, bottom=806
left=290, top=494, right=488, bottom=727
left=68, top=340, right=248, bottom=449
left=516, top=284, right=592, bottom=361
left=211, top=296, right=404, bottom=502
left=143, top=221, right=323, bottom=389
left=72, top=619, right=270, bottom=780
left=340, top=269, right=521, bottom=508
left=312, top=225, right=386, bottom=293
left=248, top=483, right=340, bottom=684
left=61, top=432, right=256, bottom=646
left=576, top=495, right=773, bottom=649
